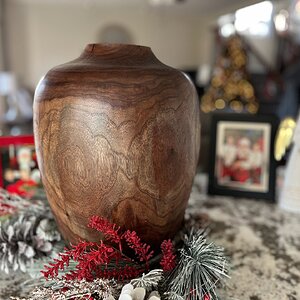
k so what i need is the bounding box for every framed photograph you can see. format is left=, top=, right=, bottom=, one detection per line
left=208, top=114, right=278, bottom=200
left=0, top=135, right=42, bottom=197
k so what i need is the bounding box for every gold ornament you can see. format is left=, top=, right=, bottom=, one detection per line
left=212, top=77, right=222, bottom=87
left=215, top=98, right=226, bottom=110
left=230, top=100, right=243, bottom=112
left=246, top=102, right=258, bottom=114
left=200, top=102, right=211, bottom=113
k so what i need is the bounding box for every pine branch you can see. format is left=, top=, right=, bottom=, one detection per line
left=164, top=229, right=229, bottom=300
left=131, top=269, right=164, bottom=291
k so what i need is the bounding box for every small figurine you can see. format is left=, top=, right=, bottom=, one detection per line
left=5, top=146, right=41, bottom=197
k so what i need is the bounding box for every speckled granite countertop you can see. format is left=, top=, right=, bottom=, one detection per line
left=188, top=174, right=300, bottom=300
left=1, top=174, right=300, bottom=300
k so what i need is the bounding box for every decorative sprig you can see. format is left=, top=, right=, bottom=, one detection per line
left=131, top=269, right=164, bottom=291
left=160, top=240, right=176, bottom=272
left=164, top=229, right=229, bottom=300
left=11, top=278, right=116, bottom=300
left=42, top=240, right=121, bottom=281
left=88, top=216, right=123, bottom=252
left=123, top=230, right=154, bottom=266
left=42, top=216, right=171, bottom=282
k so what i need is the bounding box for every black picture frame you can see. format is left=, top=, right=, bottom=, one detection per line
left=208, top=113, right=278, bottom=201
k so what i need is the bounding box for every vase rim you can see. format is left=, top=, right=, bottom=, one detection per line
left=80, top=43, right=159, bottom=65
left=84, top=43, right=152, bottom=53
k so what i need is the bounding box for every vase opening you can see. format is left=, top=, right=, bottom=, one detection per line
left=81, top=43, right=159, bottom=66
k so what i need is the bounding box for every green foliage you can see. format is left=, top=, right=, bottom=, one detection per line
left=164, top=229, right=229, bottom=300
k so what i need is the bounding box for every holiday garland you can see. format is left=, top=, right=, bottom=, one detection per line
left=25, top=217, right=228, bottom=300
left=0, top=189, right=230, bottom=300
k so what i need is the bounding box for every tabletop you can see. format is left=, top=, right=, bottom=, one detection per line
left=189, top=174, right=300, bottom=300
left=0, top=173, right=300, bottom=300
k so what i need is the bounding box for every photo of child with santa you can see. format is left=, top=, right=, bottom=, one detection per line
left=218, top=129, right=265, bottom=187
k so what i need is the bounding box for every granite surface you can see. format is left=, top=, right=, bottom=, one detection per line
left=189, top=174, right=300, bottom=300
left=1, top=173, right=300, bottom=300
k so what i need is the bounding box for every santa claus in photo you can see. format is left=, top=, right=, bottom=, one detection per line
left=231, top=137, right=252, bottom=182
left=220, top=135, right=237, bottom=179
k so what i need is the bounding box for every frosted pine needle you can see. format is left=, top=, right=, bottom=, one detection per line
left=131, top=269, right=164, bottom=291
left=165, top=229, right=229, bottom=300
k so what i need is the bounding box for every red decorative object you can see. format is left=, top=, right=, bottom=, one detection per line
left=0, top=136, right=35, bottom=186
left=88, top=216, right=122, bottom=251
left=0, top=135, right=41, bottom=197
left=42, top=216, right=176, bottom=281
left=160, top=239, right=176, bottom=272
left=6, top=179, right=38, bottom=197
left=0, top=135, right=34, bottom=146
left=123, top=230, right=154, bottom=265
left=203, top=294, right=210, bottom=300
left=0, top=202, right=16, bottom=217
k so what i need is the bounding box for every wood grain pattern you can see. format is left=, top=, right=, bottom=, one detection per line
left=33, top=44, right=200, bottom=247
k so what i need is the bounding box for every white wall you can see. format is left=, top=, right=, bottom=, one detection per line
left=6, top=1, right=200, bottom=89
left=0, top=0, right=4, bottom=70
left=5, top=0, right=270, bottom=89
left=0, top=23, right=2, bottom=70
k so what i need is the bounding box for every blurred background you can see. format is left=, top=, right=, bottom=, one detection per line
left=0, top=0, right=299, bottom=170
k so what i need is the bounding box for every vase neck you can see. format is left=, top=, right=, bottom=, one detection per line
left=79, top=44, right=161, bottom=66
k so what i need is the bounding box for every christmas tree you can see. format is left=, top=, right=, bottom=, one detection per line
left=201, top=35, right=259, bottom=114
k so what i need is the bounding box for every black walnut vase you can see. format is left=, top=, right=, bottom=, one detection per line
left=33, top=44, right=200, bottom=247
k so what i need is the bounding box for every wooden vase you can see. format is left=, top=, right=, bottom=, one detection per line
left=33, top=44, right=200, bottom=247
